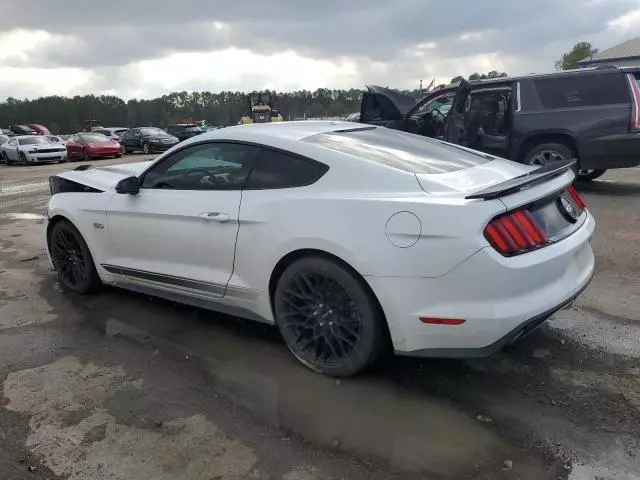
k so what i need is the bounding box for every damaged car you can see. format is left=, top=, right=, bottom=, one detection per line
left=361, top=66, right=640, bottom=181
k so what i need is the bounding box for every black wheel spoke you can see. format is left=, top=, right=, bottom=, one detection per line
left=279, top=269, right=363, bottom=367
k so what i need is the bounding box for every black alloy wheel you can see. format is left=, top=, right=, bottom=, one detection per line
left=49, top=221, right=101, bottom=294
left=524, top=142, right=573, bottom=167
left=274, top=257, right=386, bottom=377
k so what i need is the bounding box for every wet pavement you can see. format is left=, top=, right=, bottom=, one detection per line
left=1, top=157, right=639, bottom=480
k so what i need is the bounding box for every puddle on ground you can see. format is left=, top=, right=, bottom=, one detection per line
left=55, top=289, right=560, bottom=479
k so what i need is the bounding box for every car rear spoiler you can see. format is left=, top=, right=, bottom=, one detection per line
left=465, top=158, right=576, bottom=200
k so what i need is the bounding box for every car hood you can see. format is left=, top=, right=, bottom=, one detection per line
left=56, top=161, right=153, bottom=192
left=19, top=144, right=62, bottom=150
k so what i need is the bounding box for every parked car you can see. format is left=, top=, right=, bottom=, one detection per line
left=0, top=134, right=9, bottom=146
left=120, top=127, right=179, bottom=154
left=93, top=127, right=128, bottom=141
left=360, top=66, right=640, bottom=181
left=166, top=123, right=204, bottom=142
left=93, top=127, right=128, bottom=153
left=344, top=112, right=360, bottom=122
left=45, top=121, right=594, bottom=377
left=27, top=124, right=52, bottom=135
left=1, top=135, right=67, bottom=165
left=47, top=135, right=68, bottom=146
left=9, top=125, right=38, bottom=136
left=66, top=132, right=123, bottom=161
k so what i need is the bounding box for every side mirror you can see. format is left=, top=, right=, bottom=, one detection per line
left=115, top=176, right=140, bottom=195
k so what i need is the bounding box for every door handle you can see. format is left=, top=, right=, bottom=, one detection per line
left=199, top=212, right=229, bottom=222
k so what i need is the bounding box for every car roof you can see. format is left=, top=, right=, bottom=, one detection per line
left=196, top=121, right=370, bottom=143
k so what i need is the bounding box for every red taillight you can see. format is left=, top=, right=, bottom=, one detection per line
left=484, top=209, right=549, bottom=256
left=566, top=185, right=586, bottom=210
left=626, top=73, right=640, bottom=131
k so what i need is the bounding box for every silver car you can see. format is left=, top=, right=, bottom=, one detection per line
left=1, top=135, right=67, bottom=165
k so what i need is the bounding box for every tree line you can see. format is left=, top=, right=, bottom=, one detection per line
left=0, top=89, right=373, bottom=134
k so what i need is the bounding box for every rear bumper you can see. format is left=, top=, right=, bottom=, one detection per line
left=366, top=212, right=595, bottom=356
left=579, top=132, right=640, bottom=170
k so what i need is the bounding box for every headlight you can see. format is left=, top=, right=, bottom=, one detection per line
left=28, top=149, right=37, bottom=154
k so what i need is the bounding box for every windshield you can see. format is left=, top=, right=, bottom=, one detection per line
left=415, top=94, right=455, bottom=115
left=80, top=133, right=110, bottom=142
left=19, top=137, right=52, bottom=145
left=140, top=127, right=166, bottom=135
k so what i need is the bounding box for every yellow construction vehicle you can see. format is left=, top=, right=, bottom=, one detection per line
left=240, top=91, right=283, bottom=124
left=84, top=120, right=103, bottom=132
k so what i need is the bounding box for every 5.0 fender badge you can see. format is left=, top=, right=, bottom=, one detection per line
left=92, top=223, right=104, bottom=230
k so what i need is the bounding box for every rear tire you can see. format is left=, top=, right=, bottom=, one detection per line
left=274, top=256, right=386, bottom=377
left=48, top=220, right=102, bottom=294
left=2, top=152, right=11, bottom=165
left=576, top=169, right=606, bottom=182
left=523, top=142, right=573, bottom=167
left=115, top=153, right=122, bottom=158
left=142, top=143, right=151, bottom=155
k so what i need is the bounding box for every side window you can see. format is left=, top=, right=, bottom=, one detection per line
left=245, top=149, right=329, bottom=190
left=141, top=142, right=261, bottom=191
left=7, top=138, right=17, bottom=146
left=534, top=74, right=629, bottom=109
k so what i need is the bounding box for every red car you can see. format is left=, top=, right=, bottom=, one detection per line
left=66, top=133, right=123, bottom=161
left=27, top=124, right=51, bottom=135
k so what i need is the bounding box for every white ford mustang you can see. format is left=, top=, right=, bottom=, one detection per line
left=45, top=121, right=595, bottom=376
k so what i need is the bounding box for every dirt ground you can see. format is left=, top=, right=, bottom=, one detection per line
left=1, top=156, right=639, bottom=480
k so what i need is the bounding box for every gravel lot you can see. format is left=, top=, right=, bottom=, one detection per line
left=0, top=156, right=639, bottom=480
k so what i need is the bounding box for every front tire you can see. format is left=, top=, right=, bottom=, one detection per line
left=523, top=142, right=573, bottom=167
left=20, top=152, right=29, bottom=165
left=274, top=257, right=386, bottom=377
left=48, top=220, right=102, bottom=294
left=82, top=149, right=89, bottom=162
left=2, top=152, right=11, bottom=165
left=142, top=143, right=151, bottom=154
left=576, top=169, right=606, bottom=182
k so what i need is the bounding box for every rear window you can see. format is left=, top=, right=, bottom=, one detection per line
left=534, top=73, right=629, bottom=109
left=303, top=127, right=491, bottom=175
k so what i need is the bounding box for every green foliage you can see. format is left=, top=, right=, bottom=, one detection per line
left=450, top=71, right=508, bottom=83
left=0, top=88, right=406, bottom=133
left=555, top=42, right=598, bottom=71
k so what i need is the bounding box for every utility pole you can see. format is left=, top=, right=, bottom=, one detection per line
left=419, top=79, right=423, bottom=91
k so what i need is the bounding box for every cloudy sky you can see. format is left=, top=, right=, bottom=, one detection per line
left=0, top=0, right=639, bottom=100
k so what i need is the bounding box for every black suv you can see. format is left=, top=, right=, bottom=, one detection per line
left=360, top=66, right=640, bottom=181
left=120, top=127, right=179, bottom=154
left=166, top=124, right=203, bottom=142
